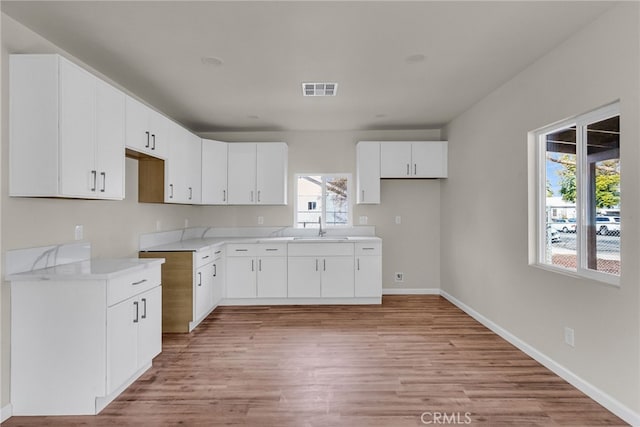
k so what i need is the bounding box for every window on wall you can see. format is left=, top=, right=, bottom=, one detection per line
left=295, top=174, right=351, bottom=228
left=533, top=102, right=620, bottom=284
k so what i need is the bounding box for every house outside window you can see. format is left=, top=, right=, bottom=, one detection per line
left=532, top=102, right=620, bottom=285
left=295, top=174, right=351, bottom=228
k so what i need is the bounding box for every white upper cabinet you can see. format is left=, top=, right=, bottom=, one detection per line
left=227, top=143, right=258, bottom=205
left=356, top=141, right=380, bottom=204
left=125, top=96, right=168, bottom=159
left=379, top=141, right=448, bottom=178
left=165, top=124, right=201, bottom=204
left=10, top=54, right=125, bottom=200
left=256, top=143, right=288, bottom=205
left=227, top=143, right=288, bottom=205
left=201, top=139, right=228, bottom=205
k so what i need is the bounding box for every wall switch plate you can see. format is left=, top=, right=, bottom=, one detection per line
left=74, top=225, right=83, bottom=241
left=258, top=216, right=264, bottom=225
left=395, top=216, right=402, bottom=225
left=395, top=272, right=404, bottom=282
left=359, top=216, right=368, bottom=225
left=564, top=327, right=575, bottom=347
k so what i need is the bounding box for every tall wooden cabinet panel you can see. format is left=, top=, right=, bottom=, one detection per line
left=202, top=139, right=229, bottom=204
left=9, top=54, right=125, bottom=200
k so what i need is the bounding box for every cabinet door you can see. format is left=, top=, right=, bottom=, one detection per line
left=95, top=80, right=125, bottom=199
left=380, top=142, right=412, bottom=178
left=287, top=257, right=321, bottom=298
left=256, top=143, right=287, bottom=205
left=411, top=141, right=448, bottom=178
left=321, top=256, right=354, bottom=297
left=355, top=256, right=382, bottom=297
left=148, top=109, right=169, bottom=158
left=107, top=296, right=138, bottom=394
left=212, top=259, right=225, bottom=306
left=356, top=142, right=380, bottom=204
left=227, top=143, right=257, bottom=204
left=59, top=59, right=96, bottom=198
left=226, top=257, right=257, bottom=298
left=194, top=264, right=212, bottom=321
left=257, top=257, right=287, bottom=298
left=137, top=286, right=162, bottom=368
left=125, top=96, right=151, bottom=154
left=166, top=122, right=188, bottom=203
left=202, top=140, right=228, bottom=204
left=186, top=133, right=202, bottom=204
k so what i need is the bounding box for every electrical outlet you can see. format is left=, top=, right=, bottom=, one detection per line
left=564, top=327, right=575, bottom=347
left=155, top=220, right=161, bottom=231
left=395, top=216, right=402, bottom=225
left=184, top=218, right=189, bottom=228
left=74, top=225, right=83, bottom=241
left=395, top=272, right=404, bottom=283
left=359, top=215, right=368, bottom=225
left=258, top=216, right=264, bottom=225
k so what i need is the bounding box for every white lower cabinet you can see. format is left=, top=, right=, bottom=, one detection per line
left=9, top=261, right=163, bottom=415
left=226, top=243, right=287, bottom=298
left=212, top=248, right=226, bottom=306
left=354, top=243, right=382, bottom=297
left=287, top=243, right=355, bottom=298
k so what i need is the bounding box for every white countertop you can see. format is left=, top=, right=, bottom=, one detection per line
left=141, top=236, right=381, bottom=252
left=7, top=257, right=165, bottom=281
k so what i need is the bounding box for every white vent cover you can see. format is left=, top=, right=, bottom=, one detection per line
left=302, top=82, right=338, bottom=96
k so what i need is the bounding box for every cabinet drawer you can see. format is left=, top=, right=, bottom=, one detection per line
left=226, top=244, right=257, bottom=257
left=288, top=243, right=354, bottom=257
left=108, top=266, right=161, bottom=307
left=195, top=248, right=213, bottom=268
left=257, top=244, right=287, bottom=257
left=212, top=245, right=225, bottom=260
left=355, top=243, right=381, bottom=256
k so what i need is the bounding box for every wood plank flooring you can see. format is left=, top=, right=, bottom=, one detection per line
left=3, top=296, right=625, bottom=426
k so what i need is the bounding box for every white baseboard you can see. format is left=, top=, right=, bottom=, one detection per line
left=440, top=290, right=640, bottom=426
left=382, top=288, right=440, bottom=295
left=222, top=297, right=381, bottom=306
left=1, top=403, right=13, bottom=423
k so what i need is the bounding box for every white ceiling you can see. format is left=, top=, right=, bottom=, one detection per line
left=2, top=1, right=614, bottom=132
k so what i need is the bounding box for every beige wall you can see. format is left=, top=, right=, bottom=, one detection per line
left=441, top=3, right=639, bottom=411
left=0, top=14, right=442, bottom=409
left=197, top=129, right=442, bottom=291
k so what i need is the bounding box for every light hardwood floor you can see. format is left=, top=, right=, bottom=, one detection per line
left=3, top=296, right=625, bottom=426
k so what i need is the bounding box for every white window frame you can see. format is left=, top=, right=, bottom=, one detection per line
left=530, top=102, right=620, bottom=286
left=294, top=173, right=353, bottom=228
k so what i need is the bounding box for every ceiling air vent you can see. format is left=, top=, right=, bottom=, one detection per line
left=302, top=82, right=338, bottom=96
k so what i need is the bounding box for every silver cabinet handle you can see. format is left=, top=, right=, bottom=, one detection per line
left=198, top=271, right=202, bottom=286
left=362, top=247, right=375, bottom=251
left=100, top=172, right=106, bottom=192
left=357, top=258, right=360, bottom=270
left=133, top=301, right=139, bottom=323
left=361, top=190, right=364, bottom=201
left=145, top=131, right=150, bottom=148
left=257, top=190, right=261, bottom=203
left=323, top=259, right=326, bottom=271
left=132, top=279, right=147, bottom=286
left=213, top=264, right=217, bottom=277
left=315, top=259, right=318, bottom=271
left=201, top=255, right=210, bottom=260
left=91, top=170, right=97, bottom=191
left=414, top=163, right=417, bottom=175
left=251, top=259, right=255, bottom=271
left=169, top=184, right=174, bottom=199
left=215, top=250, right=222, bottom=255
left=141, top=298, right=147, bottom=319
left=223, top=189, right=226, bottom=202
left=406, top=164, right=410, bottom=175
left=189, top=187, right=193, bottom=200
left=151, top=134, right=156, bottom=150
left=259, top=259, right=262, bottom=271
left=235, top=249, right=248, bottom=252
left=265, top=248, right=278, bottom=252
left=250, top=190, right=254, bottom=202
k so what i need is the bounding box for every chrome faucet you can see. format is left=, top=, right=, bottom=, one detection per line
left=318, top=216, right=326, bottom=237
